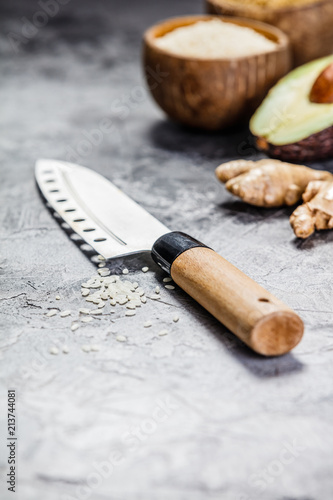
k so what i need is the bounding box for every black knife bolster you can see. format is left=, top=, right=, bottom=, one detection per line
left=151, top=231, right=208, bottom=274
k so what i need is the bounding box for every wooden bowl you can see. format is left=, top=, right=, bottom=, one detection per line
left=206, top=0, right=333, bottom=67
left=143, top=15, right=291, bottom=130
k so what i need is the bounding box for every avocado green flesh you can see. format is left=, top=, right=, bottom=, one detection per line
left=250, top=55, right=333, bottom=146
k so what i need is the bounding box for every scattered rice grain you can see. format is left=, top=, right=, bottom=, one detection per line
left=98, top=269, right=110, bottom=277
left=122, top=268, right=129, bottom=275
left=46, top=309, right=57, bottom=317
left=165, top=285, right=175, bottom=290
left=158, top=329, right=168, bottom=336
left=71, top=323, right=80, bottom=332
left=81, top=316, right=93, bottom=323
left=142, top=266, right=149, bottom=273
left=81, top=344, right=91, bottom=353
left=91, top=344, right=101, bottom=352
left=90, top=309, right=103, bottom=315
left=79, top=308, right=91, bottom=315
left=150, top=295, right=161, bottom=300
left=163, top=277, right=172, bottom=283
left=49, top=346, right=59, bottom=355
left=118, top=298, right=128, bottom=305
left=116, top=335, right=127, bottom=342
left=60, top=310, right=71, bottom=317
left=125, top=310, right=136, bottom=316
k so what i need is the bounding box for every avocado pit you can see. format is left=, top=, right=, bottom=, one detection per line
left=309, top=62, right=333, bottom=104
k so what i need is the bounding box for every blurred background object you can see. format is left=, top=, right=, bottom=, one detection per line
left=206, top=0, right=333, bottom=67
left=143, top=15, right=291, bottom=130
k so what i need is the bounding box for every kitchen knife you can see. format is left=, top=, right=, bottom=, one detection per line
left=35, top=159, right=304, bottom=356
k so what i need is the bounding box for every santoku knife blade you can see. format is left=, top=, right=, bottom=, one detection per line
left=35, top=159, right=304, bottom=356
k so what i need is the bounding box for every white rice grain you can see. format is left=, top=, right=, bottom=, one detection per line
left=150, top=295, right=161, bottom=300
left=91, top=344, right=101, bottom=352
left=90, top=309, right=103, bottom=315
left=60, top=310, right=71, bottom=317
left=125, top=310, right=136, bottom=317
left=116, top=335, right=127, bottom=342
left=81, top=344, right=91, bottom=352
left=79, top=308, right=91, bottom=315
left=46, top=309, right=58, bottom=317
left=81, top=316, right=93, bottom=323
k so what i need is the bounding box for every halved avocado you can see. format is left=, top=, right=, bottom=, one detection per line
left=250, top=55, right=333, bottom=162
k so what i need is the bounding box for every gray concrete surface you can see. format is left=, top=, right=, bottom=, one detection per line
left=0, top=1, right=333, bottom=499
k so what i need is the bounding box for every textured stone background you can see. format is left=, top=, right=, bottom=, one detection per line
left=0, top=1, right=333, bottom=499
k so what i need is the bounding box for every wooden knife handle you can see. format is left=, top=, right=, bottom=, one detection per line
left=152, top=232, right=303, bottom=356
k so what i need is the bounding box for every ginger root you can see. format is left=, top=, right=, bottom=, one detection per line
left=290, top=180, right=333, bottom=238
left=215, top=159, right=332, bottom=207
left=215, top=158, right=333, bottom=238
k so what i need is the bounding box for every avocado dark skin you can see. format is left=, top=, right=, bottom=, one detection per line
left=256, top=126, right=333, bottom=163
